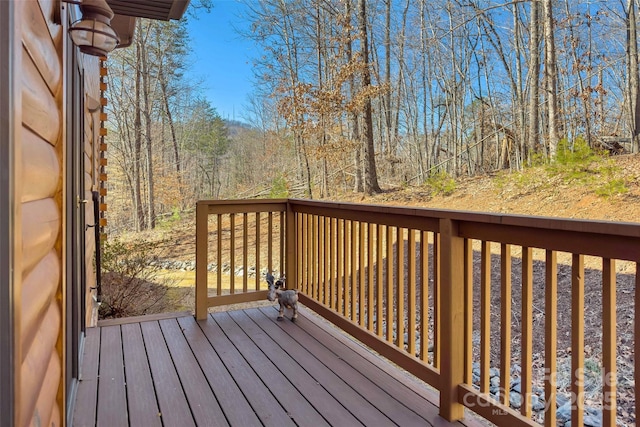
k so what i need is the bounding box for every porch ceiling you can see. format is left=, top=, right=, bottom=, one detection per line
left=107, top=0, right=190, bottom=21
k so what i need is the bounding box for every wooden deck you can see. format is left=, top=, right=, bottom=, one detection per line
left=72, top=306, right=483, bottom=427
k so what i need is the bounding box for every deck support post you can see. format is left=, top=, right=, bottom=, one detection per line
left=439, top=218, right=465, bottom=421
left=286, top=201, right=297, bottom=290
left=195, top=202, right=209, bottom=320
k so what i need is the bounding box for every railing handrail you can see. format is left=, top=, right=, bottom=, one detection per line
left=289, top=198, right=640, bottom=239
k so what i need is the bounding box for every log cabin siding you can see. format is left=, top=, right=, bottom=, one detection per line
left=19, top=1, right=65, bottom=425
left=21, top=251, right=60, bottom=359
left=22, top=0, right=61, bottom=97
left=22, top=47, right=61, bottom=146
left=22, top=128, right=60, bottom=203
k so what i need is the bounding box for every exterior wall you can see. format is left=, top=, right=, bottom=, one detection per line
left=18, top=1, right=100, bottom=425
left=20, top=1, right=64, bottom=424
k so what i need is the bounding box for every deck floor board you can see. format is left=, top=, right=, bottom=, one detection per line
left=255, top=307, right=433, bottom=425
left=121, top=323, right=162, bottom=427
left=224, top=310, right=356, bottom=426
left=177, top=316, right=263, bottom=426
left=140, top=320, right=195, bottom=427
left=96, top=325, right=128, bottom=426
left=73, top=308, right=481, bottom=427
left=212, top=311, right=332, bottom=426
left=73, top=326, right=100, bottom=426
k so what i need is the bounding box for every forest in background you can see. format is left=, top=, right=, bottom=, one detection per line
left=105, top=0, right=640, bottom=234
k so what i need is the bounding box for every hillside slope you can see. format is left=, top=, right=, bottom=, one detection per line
left=338, top=154, right=640, bottom=223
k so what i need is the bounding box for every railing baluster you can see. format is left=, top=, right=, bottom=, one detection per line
left=345, top=220, right=351, bottom=318
left=307, top=215, right=312, bottom=296
left=319, top=216, right=325, bottom=304
left=421, top=230, right=429, bottom=363
left=464, top=238, right=473, bottom=383
left=230, top=213, right=235, bottom=294
left=602, top=258, right=616, bottom=427
left=377, top=224, right=384, bottom=337
left=268, top=212, right=273, bottom=274
left=397, top=227, right=405, bottom=350
left=359, top=221, right=366, bottom=326
left=368, top=222, right=375, bottom=331
left=408, top=229, right=417, bottom=356
left=296, top=213, right=302, bottom=291
left=351, top=221, right=358, bottom=323
left=324, top=216, right=330, bottom=306
left=571, top=253, right=585, bottom=426
left=433, top=232, right=441, bottom=369
left=387, top=225, right=394, bottom=343
left=330, top=217, right=336, bottom=310
left=243, top=213, right=248, bottom=293
left=337, top=219, right=344, bottom=315
left=521, top=246, right=533, bottom=417
left=480, top=240, right=491, bottom=394
left=500, top=243, right=512, bottom=406
left=280, top=212, right=285, bottom=276
left=636, top=262, right=640, bottom=427
left=217, top=213, right=222, bottom=296
left=255, top=212, right=261, bottom=291
left=314, top=215, right=319, bottom=299
left=544, top=249, right=557, bottom=427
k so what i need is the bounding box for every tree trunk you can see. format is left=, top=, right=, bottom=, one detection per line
left=158, top=66, right=181, bottom=180
left=141, top=24, right=156, bottom=229
left=134, top=25, right=146, bottom=231
left=528, top=0, right=540, bottom=161
left=358, top=0, right=381, bottom=194
left=627, top=0, right=640, bottom=153
left=543, top=0, right=560, bottom=157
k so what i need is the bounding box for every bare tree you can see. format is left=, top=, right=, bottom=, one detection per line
left=358, top=0, right=382, bottom=194
left=543, top=0, right=560, bottom=156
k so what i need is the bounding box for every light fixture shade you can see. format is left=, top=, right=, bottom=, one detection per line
left=68, top=0, right=120, bottom=57
left=69, top=18, right=119, bottom=56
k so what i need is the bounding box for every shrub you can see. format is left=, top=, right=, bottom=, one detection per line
left=426, top=171, right=456, bottom=196
left=99, top=238, right=183, bottom=319
left=269, top=174, right=289, bottom=199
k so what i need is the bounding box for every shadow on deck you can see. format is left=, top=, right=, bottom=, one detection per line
left=72, top=306, right=483, bottom=426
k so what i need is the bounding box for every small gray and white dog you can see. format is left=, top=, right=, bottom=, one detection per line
left=266, top=272, right=298, bottom=321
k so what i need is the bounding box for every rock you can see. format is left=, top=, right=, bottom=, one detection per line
left=489, top=367, right=500, bottom=378
left=490, top=376, right=500, bottom=388
left=531, top=394, right=546, bottom=412
left=509, top=392, right=522, bottom=409
left=511, top=364, right=521, bottom=374
left=556, top=394, right=570, bottom=408
left=511, top=381, right=521, bottom=393
left=584, top=409, right=602, bottom=427
left=556, top=402, right=572, bottom=423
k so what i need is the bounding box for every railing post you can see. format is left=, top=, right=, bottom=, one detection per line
left=439, top=218, right=465, bottom=421
left=195, top=202, right=209, bottom=320
left=285, top=201, right=298, bottom=290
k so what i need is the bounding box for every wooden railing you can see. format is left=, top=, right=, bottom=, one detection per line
left=195, top=198, right=640, bottom=426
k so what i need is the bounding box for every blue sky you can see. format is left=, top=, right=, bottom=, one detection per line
left=186, top=1, right=259, bottom=121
